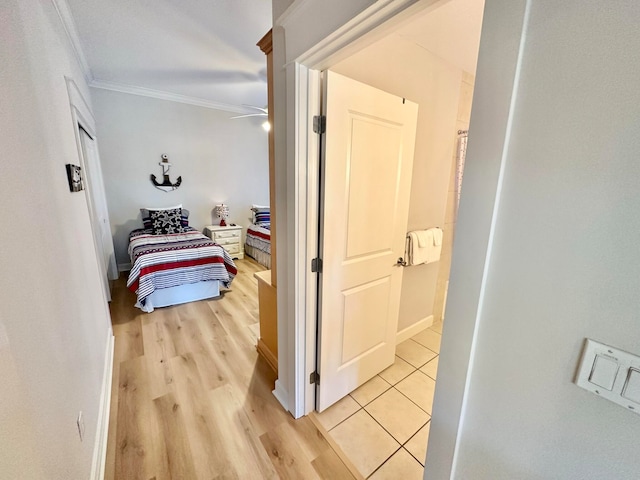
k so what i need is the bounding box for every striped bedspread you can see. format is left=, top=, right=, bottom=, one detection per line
left=127, top=228, right=237, bottom=307
left=246, top=225, right=271, bottom=254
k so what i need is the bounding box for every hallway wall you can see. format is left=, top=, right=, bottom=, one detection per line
left=0, top=1, right=112, bottom=477
left=428, top=1, right=640, bottom=477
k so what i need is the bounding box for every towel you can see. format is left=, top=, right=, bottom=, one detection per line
left=408, top=231, right=429, bottom=265
left=432, top=227, right=443, bottom=247
left=416, top=230, right=430, bottom=248
left=408, top=228, right=443, bottom=265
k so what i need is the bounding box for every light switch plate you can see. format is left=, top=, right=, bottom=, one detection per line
left=575, top=339, right=640, bottom=415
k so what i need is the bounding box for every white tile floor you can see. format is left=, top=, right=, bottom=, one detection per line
left=316, top=321, right=442, bottom=479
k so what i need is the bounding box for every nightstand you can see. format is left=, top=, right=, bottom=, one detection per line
left=204, top=225, right=244, bottom=259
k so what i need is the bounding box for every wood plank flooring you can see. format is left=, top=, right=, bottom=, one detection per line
left=105, top=258, right=355, bottom=480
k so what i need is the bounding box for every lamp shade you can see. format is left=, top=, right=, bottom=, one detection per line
left=214, top=204, right=229, bottom=226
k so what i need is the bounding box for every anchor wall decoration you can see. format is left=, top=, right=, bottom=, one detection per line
left=151, top=154, right=182, bottom=192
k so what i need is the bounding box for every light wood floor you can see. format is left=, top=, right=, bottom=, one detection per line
left=105, top=257, right=355, bottom=480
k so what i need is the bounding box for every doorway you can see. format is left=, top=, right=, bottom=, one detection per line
left=311, top=2, right=483, bottom=405
left=287, top=0, right=484, bottom=477
left=76, top=125, right=118, bottom=302
left=67, top=77, right=118, bottom=305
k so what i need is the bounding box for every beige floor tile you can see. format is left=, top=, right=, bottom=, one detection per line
left=315, top=394, right=360, bottom=431
left=405, top=422, right=430, bottom=466
left=329, top=410, right=400, bottom=478
left=430, top=320, right=443, bottom=335
left=411, top=329, right=442, bottom=354
left=395, top=340, right=437, bottom=368
left=350, top=375, right=391, bottom=407
left=420, top=356, right=439, bottom=381
left=395, top=371, right=436, bottom=414
left=368, top=448, right=424, bottom=480
left=365, top=388, right=429, bottom=444
left=379, top=356, right=415, bottom=385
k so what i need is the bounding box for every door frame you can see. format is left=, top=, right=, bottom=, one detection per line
left=283, top=0, right=449, bottom=417
left=65, top=78, right=117, bottom=305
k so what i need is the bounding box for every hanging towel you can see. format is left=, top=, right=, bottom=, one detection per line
left=407, top=228, right=443, bottom=265
left=416, top=230, right=430, bottom=248
left=426, top=227, right=443, bottom=263
left=432, top=227, right=443, bottom=247
left=408, top=231, right=427, bottom=265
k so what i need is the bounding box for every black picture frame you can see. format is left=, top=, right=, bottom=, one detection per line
left=66, top=164, right=83, bottom=192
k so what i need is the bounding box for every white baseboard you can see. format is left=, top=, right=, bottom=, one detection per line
left=117, top=262, right=131, bottom=272
left=272, top=380, right=289, bottom=413
left=396, top=315, right=434, bottom=345
left=90, top=330, right=114, bottom=480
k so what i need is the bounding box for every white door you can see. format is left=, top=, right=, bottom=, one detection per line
left=79, top=127, right=117, bottom=301
left=317, top=71, right=418, bottom=411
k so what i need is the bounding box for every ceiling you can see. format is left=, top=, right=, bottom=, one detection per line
left=64, top=0, right=482, bottom=113
left=66, top=0, right=272, bottom=111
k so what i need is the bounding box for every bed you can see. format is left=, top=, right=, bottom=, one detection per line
left=244, top=205, right=271, bottom=268
left=245, top=224, right=271, bottom=268
left=126, top=206, right=237, bottom=312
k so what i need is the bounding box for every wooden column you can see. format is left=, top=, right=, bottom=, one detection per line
left=256, top=30, right=278, bottom=373
left=257, top=30, right=276, bottom=287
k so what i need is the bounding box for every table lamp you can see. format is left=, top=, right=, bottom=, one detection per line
left=214, top=204, right=229, bottom=226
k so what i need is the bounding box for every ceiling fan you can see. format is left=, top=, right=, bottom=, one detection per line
left=231, top=104, right=268, bottom=119
left=231, top=105, right=270, bottom=131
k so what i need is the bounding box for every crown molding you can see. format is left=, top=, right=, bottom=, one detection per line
left=50, top=0, right=93, bottom=82
left=89, top=80, right=249, bottom=114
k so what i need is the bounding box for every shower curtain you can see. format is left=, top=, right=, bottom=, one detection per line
left=456, top=131, right=468, bottom=213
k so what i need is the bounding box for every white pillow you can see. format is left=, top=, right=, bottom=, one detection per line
left=143, top=204, right=182, bottom=210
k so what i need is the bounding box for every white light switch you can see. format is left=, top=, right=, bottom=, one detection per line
left=588, top=355, right=618, bottom=390
left=622, top=368, right=640, bottom=404
left=575, top=339, right=640, bottom=416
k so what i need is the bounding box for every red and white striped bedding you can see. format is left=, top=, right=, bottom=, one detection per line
left=246, top=225, right=271, bottom=254
left=127, top=228, right=237, bottom=308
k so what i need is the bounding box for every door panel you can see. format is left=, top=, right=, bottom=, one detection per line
left=341, top=277, right=391, bottom=364
left=346, top=116, right=402, bottom=258
left=317, top=71, right=418, bottom=411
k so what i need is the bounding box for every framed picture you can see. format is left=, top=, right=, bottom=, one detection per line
left=66, top=164, right=83, bottom=192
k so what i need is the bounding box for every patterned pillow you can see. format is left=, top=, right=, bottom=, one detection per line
left=251, top=206, right=270, bottom=225
left=142, top=207, right=189, bottom=228
left=254, top=211, right=270, bottom=224
left=150, top=208, right=185, bottom=234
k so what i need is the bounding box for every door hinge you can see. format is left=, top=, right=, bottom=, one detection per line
left=310, top=371, right=320, bottom=385
left=311, top=257, right=323, bottom=273
left=313, top=115, right=326, bottom=134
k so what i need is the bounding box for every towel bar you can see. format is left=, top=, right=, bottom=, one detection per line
left=404, top=227, right=444, bottom=267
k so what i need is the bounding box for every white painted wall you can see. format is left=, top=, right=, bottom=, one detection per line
left=397, top=0, right=485, bottom=74
left=427, top=0, right=640, bottom=478
left=91, top=88, right=270, bottom=267
left=0, top=1, right=112, bottom=478
left=332, top=33, right=462, bottom=332
left=272, top=0, right=294, bottom=22
left=276, top=0, right=376, bottom=62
